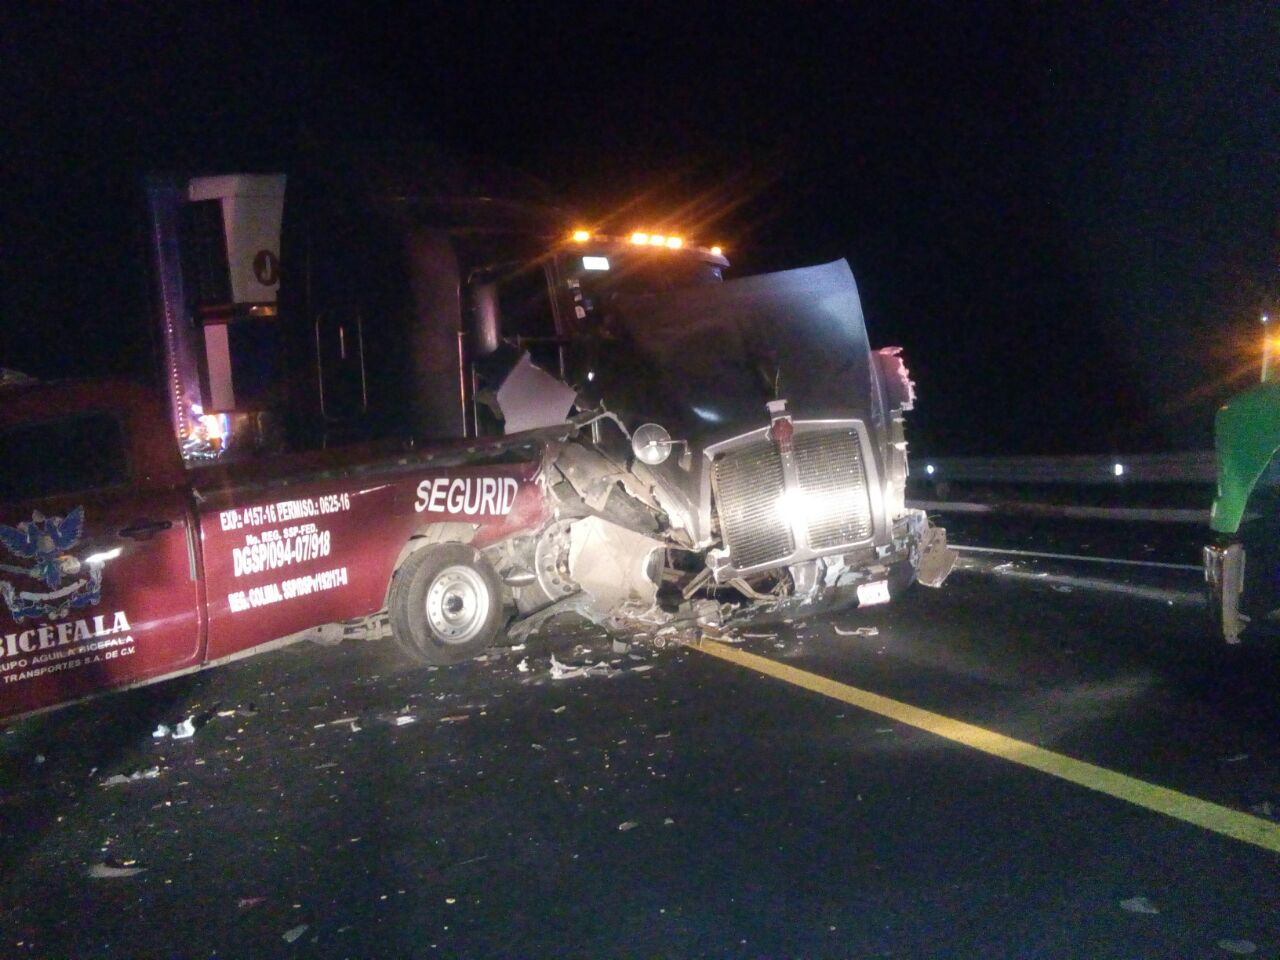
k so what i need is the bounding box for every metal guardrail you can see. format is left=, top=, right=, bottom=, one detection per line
left=912, top=451, right=1217, bottom=485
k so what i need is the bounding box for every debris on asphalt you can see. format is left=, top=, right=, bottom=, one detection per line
left=1052, top=584, right=1074, bottom=593
left=618, top=820, right=639, bottom=831
left=438, top=715, right=469, bottom=723
left=612, top=639, right=631, bottom=654
left=238, top=897, right=266, bottom=911
left=1220, top=753, right=1250, bottom=764
left=663, top=817, right=674, bottom=825
left=1217, top=939, right=1257, bottom=955
left=550, top=654, right=617, bottom=680
left=739, top=632, right=777, bottom=640
left=1119, top=896, right=1160, bottom=915
left=100, top=767, right=162, bottom=788
left=327, top=716, right=359, bottom=726
left=281, top=924, right=309, bottom=943
left=152, top=724, right=170, bottom=739
left=171, top=716, right=197, bottom=739
left=517, top=658, right=531, bottom=673
left=833, top=625, right=879, bottom=637
left=87, top=862, right=145, bottom=878
left=552, top=705, right=567, bottom=714
left=392, top=714, right=417, bottom=726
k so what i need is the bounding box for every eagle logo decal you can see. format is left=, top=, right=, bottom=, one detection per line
left=0, top=508, right=103, bottom=621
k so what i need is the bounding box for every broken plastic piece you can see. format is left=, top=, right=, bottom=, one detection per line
left=1217, top=940, right=1258, bottom=955
left=833, top=625, right=879, bottom=637
left=100, top=767, right=161, bottom=787
left=88, top=863, right=145, bottom=878
left=1119, top=896, right=1159, bottom=915
left=549, top=653, right=617, bottom=680
left=617, top=820, right=639, bottom=831
left=152, top=724, right=170, bottom=739
left=281, top=924, right=309, bottom=944
left=171, top=716, right=196, bottom=739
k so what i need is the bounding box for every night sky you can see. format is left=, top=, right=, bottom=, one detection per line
left=3, top=2, right=1276, bottom=454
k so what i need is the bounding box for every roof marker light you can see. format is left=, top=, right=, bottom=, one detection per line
left=649, top=234, right=666, bottom=246
left=710, top=245, right=723, bottom=257
left=630, top=232, right=649, bottom=245
left=666, top=236, right=683, bottom=249
left=571, top=229, right=591, bottom=242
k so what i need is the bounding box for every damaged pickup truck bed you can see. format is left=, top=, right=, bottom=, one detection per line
left=0, top=260, right=950, bottom=720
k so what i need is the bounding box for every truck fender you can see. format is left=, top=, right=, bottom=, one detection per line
left=1211, top=382, right=1280, bottom=535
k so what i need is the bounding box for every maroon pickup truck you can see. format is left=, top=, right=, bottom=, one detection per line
left=0, top=379, right=550, bottom=720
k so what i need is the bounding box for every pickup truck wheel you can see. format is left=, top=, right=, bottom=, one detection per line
left=391, top=544, right=504, bottom=665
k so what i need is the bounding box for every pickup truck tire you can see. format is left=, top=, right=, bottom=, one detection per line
left=390, top=543, right=504, bottom=665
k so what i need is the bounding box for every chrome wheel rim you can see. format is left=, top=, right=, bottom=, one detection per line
left=424, top=564, right=490, bottom=644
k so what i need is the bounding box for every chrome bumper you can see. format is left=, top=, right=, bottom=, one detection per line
left=1204, top=542, right=1245, bottom=644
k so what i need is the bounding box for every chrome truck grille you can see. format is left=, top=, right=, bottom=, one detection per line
left=711, top=426, right=873, bottom=571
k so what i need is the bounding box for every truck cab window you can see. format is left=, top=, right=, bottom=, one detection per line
left=0, top=413, right=129, bottom=501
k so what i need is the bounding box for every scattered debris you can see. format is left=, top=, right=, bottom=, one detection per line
left=550, top=654, right=617, bottom=680
left=1119, top=896, right=1160, bottom=915
left=663, top=817, right=675, bottom=826
left=392, top=715, right=417, bottom=726
left=552, top=705, right=567, bottom=714
left=349, top=720, right=362, bottom=733
left=1052, top=585, right=1074, bottom=593
left=100, top=767, right=162, bottom=788
left=631, top=664, right=655, bottom=673
left=1217, top=939, right=1257, bottom=955
left=612, top=639, right=631, bottom=654
left=328, top=717, right=359, bottom=726
left=238, top=897, right=266, bottom=912
left=34, top=753, right=45, bottom=765
left=152, top=724, right=170, bottom=739
left=281, top=924, right=309, bottom=944
left=617, top=821, right=640, bottom=832
left=313, top=762, right=338, bottom=770
left=739, top=632, right=777, bottom=639
left=1220, top=753, right=1250, bottom=764
left=171, top=716, right=197, bottom=739
left=439, top=715, right=469, bottom=724
left=1248, top=801, right=1274, bottom=818
left=833, top=625, right=879, bottom=637
left=88, top=862, right=145, bottom=878
left=517, top=658, right=531, bottom=673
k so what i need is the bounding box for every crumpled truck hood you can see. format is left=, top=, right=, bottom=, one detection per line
left=591, top=259, right=883, bottom=539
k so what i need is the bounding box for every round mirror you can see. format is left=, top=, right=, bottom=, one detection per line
left=631, top=422, right=673, bottom=466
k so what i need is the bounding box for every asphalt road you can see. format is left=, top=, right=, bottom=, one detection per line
left=3, top=564, right=1279, bottom=959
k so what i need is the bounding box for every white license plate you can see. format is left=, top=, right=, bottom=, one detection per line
left=856, top=580, right=891, bottom=606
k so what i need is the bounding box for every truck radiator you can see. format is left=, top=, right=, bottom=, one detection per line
left=712, top=427, right=873, bottom=570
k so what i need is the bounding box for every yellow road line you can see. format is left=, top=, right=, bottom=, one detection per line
left=691, top=637, right=1280, bottom=855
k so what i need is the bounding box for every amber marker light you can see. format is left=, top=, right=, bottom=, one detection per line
left=571, top=229, right=591, bottom=242
left=666, top=236, right=683, bottom=249
left=649, top=234, right=667, bottom=246
left=631, top=232, right=649, bottom=245
left=710, top=245, right=723, bottom=257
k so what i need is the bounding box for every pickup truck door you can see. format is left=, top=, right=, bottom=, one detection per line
left=0, top=386, right=203, bottom=718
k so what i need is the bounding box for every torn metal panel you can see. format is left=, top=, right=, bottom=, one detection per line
left=495, top=352, right=578, bottom=434
left=916, top=524, right=957, bottom=588
left=567, top=516, right=665, bottom=611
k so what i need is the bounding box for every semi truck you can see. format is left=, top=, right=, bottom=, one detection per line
left=0, top=154, right=953, bottom=719
left=1205, top=315, right=1280, bottom=643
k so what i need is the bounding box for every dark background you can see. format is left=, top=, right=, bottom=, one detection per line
left=2, top=2, right=1276, bottom=454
